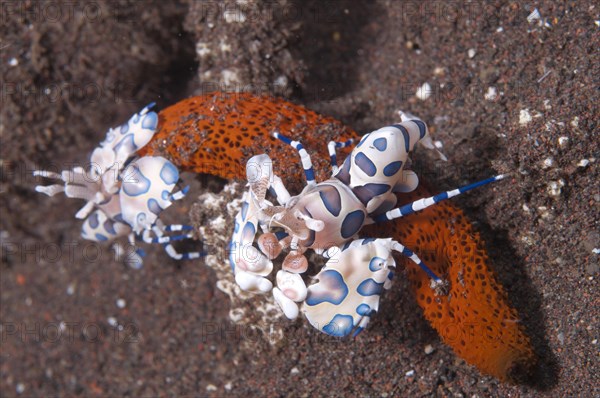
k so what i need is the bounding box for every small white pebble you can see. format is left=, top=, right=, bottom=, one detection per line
left=405, top=370, right=415, bottom=377
left=592, top=339, right=598, bottom=344
left=224, top=9, right=246, bottom=23
left=196, top=42, right=211, bottom=58
left=66, top=283, right=75, bottom=296
left=224, top=382, right=233, bottom=391
left=496, top=26, right=504, bottom=32
left=206, top=384, right=218, bottom=392
left=527, top=8, right=541, bottom=24
left=542, top=157, right=554, bottom=169
left=570, top=116, right=579, bottom=128
left=221, top=69, right=240, bottom=86
left=484, top=86, right=497, bottom=101
left=424, top=344, right=435, bottom=355
left=434, top=140, right=443, bottom=149
left=554, top=257, right=564, bottom=265
left=9, top=57, right=18, bottom=66
left=228, top=308, right=245, bottom=323
left=519, top=109, right=532, bottom=125
left=468, top=48, right=476, bottom=58
left=522, top=204, right=530, bottom=212
left=219, top=40, right=231, bottom=53
left=107, top=317, right=118, bottom=327
left=558, top=136, right=569, bottom=148
left=547, top=180, right=565, bottom=197
left=543, top=99, right=552, bottom=110
left=520, top=233, right=535, bottom=246
left=290, top=367, right=300, bottom=375
left=16, top=383, right=25, bottom=394
left=577, top=159, right=589, bottom=168
left=116, top=298, right=126, bottom=309
left=433, top=66, right=445, bottom=76
left=592, top=248, right=600, bottom=255
left=416, top=82, right=432, bottom=101
left=274, top=75, right=288, bottom=87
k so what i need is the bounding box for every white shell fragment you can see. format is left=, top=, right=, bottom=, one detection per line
left=577, top=159, right=590, bottom=168
left=558, top=136, right=569, bottom=148
left=527, top=8, right=541, bottom=24
left=519, top=109, right=533, bottom=125
left=547, top=179, right=565, bottom=197
left=484, top=87, right=498, bottom=101
left=415, top=82, right=432, bottom=101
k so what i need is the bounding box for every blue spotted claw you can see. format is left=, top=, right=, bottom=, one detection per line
left=303, top=238, right=396, bottom=337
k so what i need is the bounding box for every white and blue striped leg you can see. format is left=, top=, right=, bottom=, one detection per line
left=372, top=175, right=506, bottom=223
left=390, top=241, right=446, bottom=291
left=144, top=224, right=195, bottom=244
left=327, top=139, right=354, bottom=174
left=142, top=220, right=205, bottom=260
left=170, top=185, right=190, bottom=201
left=272, top=132, right=317, bottom=186
left=144, top=182, right=204, bottom=260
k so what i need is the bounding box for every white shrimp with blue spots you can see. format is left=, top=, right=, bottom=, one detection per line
left=34, top=104, right=204, bottom=266
left=229, top=113, right=505, bottom=336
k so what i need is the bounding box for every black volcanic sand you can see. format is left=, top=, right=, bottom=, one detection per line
left=1, top=1, right=598, bottom=397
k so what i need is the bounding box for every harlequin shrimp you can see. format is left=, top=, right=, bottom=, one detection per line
left=228, top=112, right=505, bottom=337
left=33, top=104, right=203, bottom=268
